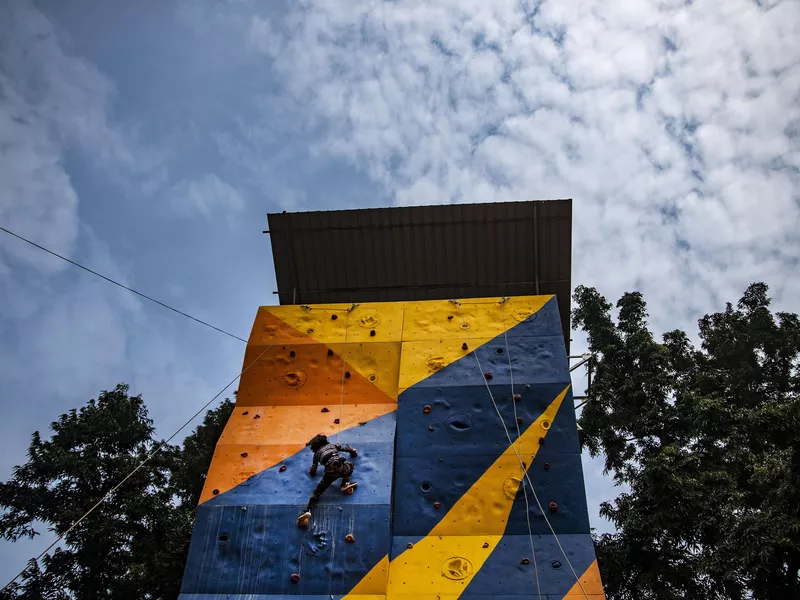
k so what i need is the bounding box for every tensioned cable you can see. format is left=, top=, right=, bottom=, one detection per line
left=0, top=307, right=314, bottom=592
left=0, top=224, right=248, bottom=344
left=500, top=298, right=543, bottom=600
left=336, top=304, right=357, bottom=444
left=453, top=299, right=590, bottom=599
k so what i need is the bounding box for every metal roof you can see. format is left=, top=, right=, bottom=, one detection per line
left=267, top=199, right=572, bottom=346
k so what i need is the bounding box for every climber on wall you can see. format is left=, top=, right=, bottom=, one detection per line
left=296, top=433, right=359, bottom=527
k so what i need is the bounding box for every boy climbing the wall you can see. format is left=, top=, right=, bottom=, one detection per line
left=297, top=433, right=359, bottom=527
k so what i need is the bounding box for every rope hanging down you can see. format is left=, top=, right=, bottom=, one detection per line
left=500, top=298, right=543, bottom=600
left=337, top=304, right=358, bottom=444
left=0, top=224, right=248, bottom=344
left=453, top=299, right=590, bottom=600
left=0, top=307, right=316, bottom=593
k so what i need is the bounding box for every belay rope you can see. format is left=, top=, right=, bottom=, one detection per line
left=453, top=298, right=590, bottom=600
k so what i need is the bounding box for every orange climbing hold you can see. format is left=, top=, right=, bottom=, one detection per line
left=345, top=534, right=355, bottom=543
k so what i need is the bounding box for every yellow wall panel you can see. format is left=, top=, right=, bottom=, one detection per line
left=398, top=338, right=488, bottom=390
left=401, top=296, right=553, bottom=341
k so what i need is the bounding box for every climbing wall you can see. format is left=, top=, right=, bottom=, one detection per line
left=179, top=296, right=605, bottom=599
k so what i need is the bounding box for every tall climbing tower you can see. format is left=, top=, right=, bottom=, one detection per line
left=180, top=200, right=605, bottom=599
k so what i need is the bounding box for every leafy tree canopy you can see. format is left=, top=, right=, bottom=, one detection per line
left=0, top=384, right=233, bottom=599
left=573, top=282, right=800, bottom=600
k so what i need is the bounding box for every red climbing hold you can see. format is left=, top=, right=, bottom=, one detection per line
left=334, top=418, right=340, bottom=424
left=212, top=489, right=219, bottom=495
left=544, top=463, right=550, bottom=471
left=433, top=502, right=441, bottom=509
left=279, top=465, right=287, bottom=472
left=289, top=350, right=296, bottom=357
left=345, top=534, right=355, bottom=543
left=482, top=542, right=490, bottom=548
left=549, top=501, right=558, bottom=512
left=242, top=411, right=249, bottom=415
left=321, top=407, right=330, bottom=413
left=241, top=452, right=248, bottom=458
left=254, top=414, right=261, bottom=419
left=538, top=436, right=545, bottom=445
left=290, top=573, right=300, bottom=583
left=345, top=371, right=351, bottom=379
left=327, top=349, right=334, bottom=356
left=370, top=329, right=376, bottom=337
left=516, top=417, right=524, bottom=424
left=462, top=342, right=468, bottom=350
left=484, top=372, right=493, bottom=380
left=331, top=314, right=338, bottom=320
left=423, top=405, right=432, bottom=414
left=513, top=393, right=522, bottom=401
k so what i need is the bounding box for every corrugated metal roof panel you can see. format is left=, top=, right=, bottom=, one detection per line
left=267, top=200, right=573, bottom=347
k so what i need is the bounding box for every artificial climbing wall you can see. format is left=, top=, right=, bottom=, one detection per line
left=180, top=296, right=605, bottom=599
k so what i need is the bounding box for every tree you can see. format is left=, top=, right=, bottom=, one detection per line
left=0, top=384, right=234, bottom=599
left=573, top=283, right=800, bottom=600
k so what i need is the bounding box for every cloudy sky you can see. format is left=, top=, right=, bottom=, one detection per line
left=1, top=0, right=798, bottom=584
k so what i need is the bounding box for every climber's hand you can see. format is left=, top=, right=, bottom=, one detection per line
left=349, top=449, right=358, bottom=457
left=309, top=465, right=317, bottom=477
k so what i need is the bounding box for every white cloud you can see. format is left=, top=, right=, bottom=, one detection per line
left=233, top=0, right=800, bottom=325
left=169, top=173, right=246, bottom=223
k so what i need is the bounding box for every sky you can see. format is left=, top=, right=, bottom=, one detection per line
left=1, top=0, right=798, bottom=585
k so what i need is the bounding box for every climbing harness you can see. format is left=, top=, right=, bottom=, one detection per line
left=454, top=299, right=590, bottom=600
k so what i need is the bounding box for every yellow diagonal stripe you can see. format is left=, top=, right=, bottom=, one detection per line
left=346, top=384, right=570, bottom=599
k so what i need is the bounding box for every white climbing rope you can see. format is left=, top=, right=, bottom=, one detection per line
left=336, top=303, right=357, bottom=444
left=501, top=298, right=543, bottom=600
left=453, top=299, right=590, bottom=600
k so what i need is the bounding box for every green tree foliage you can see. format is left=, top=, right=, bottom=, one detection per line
left=0, top=384, right=234, bottom=599
left=573, top=282, right=800, bottom=600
